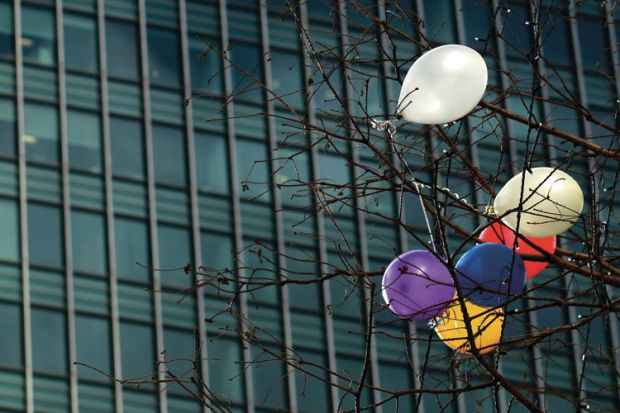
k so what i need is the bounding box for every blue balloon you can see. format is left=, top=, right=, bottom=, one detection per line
left=455, top=243, right=526, bottom=307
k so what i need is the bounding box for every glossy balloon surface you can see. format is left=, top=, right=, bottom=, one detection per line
left=493, top=167, right=584, bottom=237
left=480, top=222, right=556, bottom=279
left=455, top=243, right=526, bottom=307
left=435, top=296, right=504, bottom=355
left=397, top=44, right=488, bottom=124
left=382, top=250, right=455, bottom=321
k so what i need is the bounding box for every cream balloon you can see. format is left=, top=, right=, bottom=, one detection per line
left=493, top=167, right=584, bottom=237
left=397, top=44, right=488, bottom=125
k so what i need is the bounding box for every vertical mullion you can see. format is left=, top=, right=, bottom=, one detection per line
left=96, top=0, right=124, bottom=411
left=177, top=0, right=210, bottom=410
left=415, top=1, right=468, bottom=412
left=54, top=1, right=78, bottom=412
left=258, top=2, right=298, bottom=411
left=519, top=1, right=561, bottom=409
left=297, top=3, right=340, bottom=411
left=137, top=0, right=168, bottom=411
left=375, top=1, right=425, bottom=410
left=336, top=2, right=383, bottom=411
left=567, top=2, right=606, bottom=410
left=602, top=2, right=620, bottom=405
left=491, top=0, right=546, bottom=410
left=217, top=1, right=255, bottom=411
left=13, top=1, right=34, bottom=412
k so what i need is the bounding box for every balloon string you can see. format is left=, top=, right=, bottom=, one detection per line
left=371, top=118, right=437, bottom=253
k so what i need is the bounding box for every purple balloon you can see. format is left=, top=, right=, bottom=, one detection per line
left=382, top=250, right=455, bottom=321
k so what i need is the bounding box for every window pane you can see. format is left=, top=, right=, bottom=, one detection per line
left=0, top=198, right=19, bottom=262
left=195, top=132, right=228, bottom=194
left=32, top=308, right=67, bottom=373
left=163, top=328, right=195, bottom=395
left=115, top=217, right=150, bottom=283
left=201, top=231, right=234, bottom=271
left=0, top=2, right=13, bottom=56
left=236, top=139, right=270, bottom=201
left=152, top=124, right=187, bottom=186
left=158, top=224, right=192, bottom=289
left=120, top=321, right=156, bottom=381
left=422, top=0, right=456, bottom=43
left=147, top=28, right=181, bottom=86
left=64, top=13, right=98, bottom=72
left=68, top=110, right=101, bottom=173
left=72, top=210, right=107, bottom=276
left=188, top=36, right=222, bottom=94
left=22, top=6, right=56, bottom=64
left=208, top=335, right=244, bottom=404
left=251, top=346, right=287, bottom=410
left=25, top=102, right=59, bottom=164
left=230, top=42, right=263, bottom=102
left=110, top=116, right=145, bottom=180
left=105, top=19, right=140, bottom=80
left=0, top=98, right=16, bottom=157
left=578, top=18, right=611, bottom=71
left=270, top=50, right=304, bottom=109
left=28, top=203, right=63, bottom=268
left=0, top=301, right=22, bottom=368
left=75, top=315, right=111, bottom=381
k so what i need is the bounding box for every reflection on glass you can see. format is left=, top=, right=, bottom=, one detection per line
left=0, top=302, right=22, bottom=368
left=0, top=2, right=14, bottom=56
left=201, top=231, right=233, bottom=270
left=207, top=336, right=244, bottom=403
left=0, top=197, right=19, bottom=262
left=120, top=321, right=155, bottom=382
left=67, top=110, right=101, bottom=173
left=0, top=98, right=16, bottom=157
left=152, top=124, right=187, bottom=186
left=28, top=202, right=63, bottom=268
left=32, top=308, right=67, bottom=373
left=24, top=102, right=59, bottom=164
left=578, top=18, right=610, bottom=72
left=72, top=210, right=107, bottom=276
left=106, top=19, right=140, bottom=80
left=115, top=217, right=150, bottom=283
left=230, top=42, right=263, bottom=102
left=110, top=116, right=145, bottom=180
left=195, top=132, right=228, bottom=194
left=75, top=315, right=111, bottom=381
left=189, top=36, right=222, bottom=94
left=64, top=13, right=98, bottom=72
left=270, top=50, right=304, bottom=109
left=236, top=139, right=270, bottom=201
left=158, top=224, right=192, bottom=289
left=147, top=28, right=181, bottom=86
left=22, top=6, right=56, bottom=64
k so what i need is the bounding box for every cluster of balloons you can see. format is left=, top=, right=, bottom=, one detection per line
left=382, top=44, right=585, bottom=355
left=382, top=166, right=584, bottom=355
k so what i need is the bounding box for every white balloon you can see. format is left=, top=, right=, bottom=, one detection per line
left=493, top=167, right=584, bottom=237
left=397, top=44, right=488, bottom=125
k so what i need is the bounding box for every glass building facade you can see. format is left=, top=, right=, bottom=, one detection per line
left=0, top=0, right=618, bottom=412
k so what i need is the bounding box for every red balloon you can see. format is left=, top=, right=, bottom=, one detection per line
left=479, top=222, right=556, bottom=279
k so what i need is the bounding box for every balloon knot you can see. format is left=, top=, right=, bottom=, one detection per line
left=485, top=205, right=496, bottom=216
left=370, top=118, right=396, bottom=134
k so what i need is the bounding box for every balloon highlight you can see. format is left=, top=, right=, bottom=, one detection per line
left=381, top=250, right=455, bottom=321
left=397, top=44, right=488, bottom=124
left=434, top=296, right=504, bottom=355
left=455, top=243, right=526, bottom=307
left=493, top=167, right=584, bottom=237
left=480, top=222, right=556, bottom=279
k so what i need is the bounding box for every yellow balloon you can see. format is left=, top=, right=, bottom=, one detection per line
left=434, top=298, right=504, bottom=355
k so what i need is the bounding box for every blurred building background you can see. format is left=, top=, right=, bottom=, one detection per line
left=0, top=0, right=618, bottom=412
